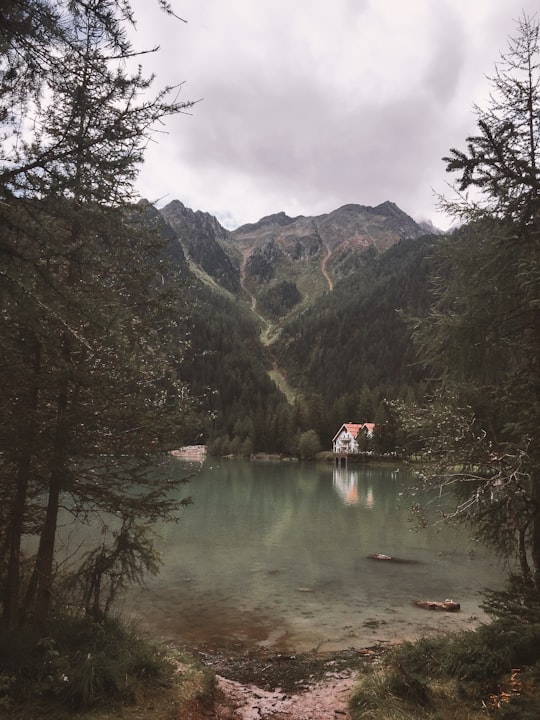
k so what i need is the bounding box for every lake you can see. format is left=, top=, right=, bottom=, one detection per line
left=122, top=458, right=504, bottom=652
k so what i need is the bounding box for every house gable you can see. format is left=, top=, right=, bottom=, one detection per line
left=332, top=422, right=375, bottom=453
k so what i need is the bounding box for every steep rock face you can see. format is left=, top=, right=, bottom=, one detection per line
left=231, top=201, right=425, bottom=269
left=238, top=211, right=298, bottom=234
left=232, top=213, right=320, bottom=259
left=318, top=201, right=424, bottom=253
left=138, top=200, right=190, bottom=276
left=160, top=200, right=241, bottom=293
left=245, top=239, right=286, bottom=282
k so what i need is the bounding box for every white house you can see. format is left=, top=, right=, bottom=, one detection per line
left=332, top=422, right=375, bottom=454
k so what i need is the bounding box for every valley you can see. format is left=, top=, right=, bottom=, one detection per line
left=154, top=198, right=440, bottom=454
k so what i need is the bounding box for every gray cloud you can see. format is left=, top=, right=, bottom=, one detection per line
left=131, top=0, right=540, bottom=229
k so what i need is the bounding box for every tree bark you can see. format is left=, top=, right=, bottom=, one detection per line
left=531, top=479, right=540, bottom=589
left=25, top=335, right=72, bottom=627
left=2, top=337, right=40, bottom=629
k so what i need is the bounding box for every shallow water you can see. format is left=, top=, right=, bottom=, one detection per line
left=122, top=458, right=504, bottom=652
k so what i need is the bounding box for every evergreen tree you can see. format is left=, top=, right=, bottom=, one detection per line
left=0, top=0, right=195, bottom=628
left=411, top=14, right=540, bottom=587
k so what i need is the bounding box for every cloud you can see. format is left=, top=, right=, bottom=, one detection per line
left=130, top=0, right=540, bottom=229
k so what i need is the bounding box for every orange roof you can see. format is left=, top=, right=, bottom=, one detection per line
left=333, top=422, right=375, bottom=442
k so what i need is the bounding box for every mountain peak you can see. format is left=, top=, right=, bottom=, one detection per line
left=375, top=200, right=400, bottom=212
left=238, top=211, right=298, bottom=234
left=159, top=200, right=240, bottom=293
left=155, top=198, right=431, bottom=320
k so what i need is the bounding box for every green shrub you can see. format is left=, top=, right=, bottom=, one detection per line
left=481, top=580, right=540, bottom=624
left=349, top=616, right=540, bottom=720
left=385, top=666, right=431, bottom=706
left=391, top=620, right=540, bottom=682
left=349, top=669, right=412, bottom=720
left=0, top=615, right=175, bottom=711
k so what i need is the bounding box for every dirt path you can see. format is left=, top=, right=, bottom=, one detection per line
left=212, top=672, right=354, bottom=719
left=239, top=245, right=271, bottom=333
left=237, top=245, right=296, bottom=402
left=189, top=647, right=384, bottom=720
left=268, top=360, right=296, bottom=403
left=240, top=239, right=312, bottom=403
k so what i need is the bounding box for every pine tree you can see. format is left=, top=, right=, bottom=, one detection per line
left=411, top=14, right=540, bottom=588
left=0, top=0, right=196, bottom=628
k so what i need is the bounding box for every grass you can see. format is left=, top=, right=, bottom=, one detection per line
left=3, top=605, right=540, bottom=719
left=0, top=615, right=215, bottom=719
left=349, top=671, right=489, bottom=720
left=348, top=618, right=540, bottom=720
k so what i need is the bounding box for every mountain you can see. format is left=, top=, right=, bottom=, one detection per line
left=160, top=199, right=241, bottom=294
left=231, top=201, right=424, bottom=254
left=153, top=198, right=439, bottom=455
left=157, top=200, right=428, bottom=316
left=228, top=202, right=427, bottom=319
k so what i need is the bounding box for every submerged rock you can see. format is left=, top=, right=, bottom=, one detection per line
left=415, top=599, right=461, bottom=612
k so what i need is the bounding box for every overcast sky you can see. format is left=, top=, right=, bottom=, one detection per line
left=129, top=1, right=538, bottom=230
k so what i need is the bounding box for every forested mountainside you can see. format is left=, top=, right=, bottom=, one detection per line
left=154, top=199, right=440, bottom=454
left=141, top=203, right=286, bottom=452
left=273, top=234, right=437, bottom=413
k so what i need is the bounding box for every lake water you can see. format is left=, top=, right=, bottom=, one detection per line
left=122, top=458, right=504, bottom=652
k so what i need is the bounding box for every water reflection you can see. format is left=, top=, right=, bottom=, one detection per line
left=121, top=459, right=503, bottom=653
left=333, top=466, right=374, bottom=508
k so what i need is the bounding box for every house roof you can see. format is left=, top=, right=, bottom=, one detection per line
left=343, top=423, right=363, bottom=438
left=332, top=422, right=375, bottom=442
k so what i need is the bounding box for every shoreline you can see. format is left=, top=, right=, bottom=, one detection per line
left=128, top=595, right=491, bottom=658
left=170, top=613, right=489, bottom=720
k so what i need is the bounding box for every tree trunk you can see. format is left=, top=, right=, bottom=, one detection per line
left=531, top=478, right=540, bottom=589
left=2, top=338, right=40, bottom=629
left=25, top=336, right=72, bottom=628
left=517, top=525, right=533, bottom=587
left=4, top=454, right=34, bottom=628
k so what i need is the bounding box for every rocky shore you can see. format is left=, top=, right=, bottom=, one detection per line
left=184, top=645, right=388, bottom=720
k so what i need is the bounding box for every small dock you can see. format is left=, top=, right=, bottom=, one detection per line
left=334, top=452, right=349, bottom=467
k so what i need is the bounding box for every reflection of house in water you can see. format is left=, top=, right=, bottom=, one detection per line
left=365, top=487, right=374, bottom=509
left=333, top=467, right=375, bottom=508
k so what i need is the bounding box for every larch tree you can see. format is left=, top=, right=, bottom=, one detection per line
left=403, top=14, right=540, bottom=591
left=0, top=0, right=198, bottom=629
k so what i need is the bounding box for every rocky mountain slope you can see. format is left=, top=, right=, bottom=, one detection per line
left=160, top=199, right=241, bottom=294
left=158, top=199, right=431, bottom=326
left=232, top=201, right=424, bottom=257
